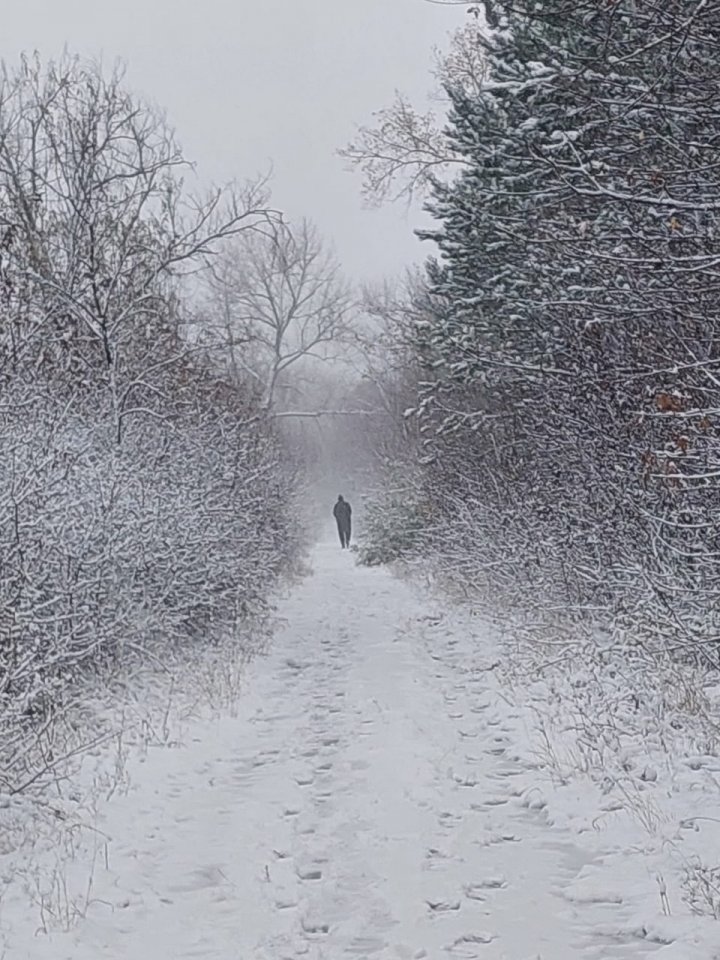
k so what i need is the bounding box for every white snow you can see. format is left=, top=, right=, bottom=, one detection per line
left=2, top=541, right=720, bottom=958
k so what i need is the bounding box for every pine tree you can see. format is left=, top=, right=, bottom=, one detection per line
left=418, top=0, right=720, bottom=661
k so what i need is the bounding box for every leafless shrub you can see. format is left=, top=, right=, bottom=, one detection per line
left=0, top=53, right=300, bottom=795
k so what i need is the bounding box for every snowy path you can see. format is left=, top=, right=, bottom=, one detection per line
left=14, top=543, right=663, bottom=959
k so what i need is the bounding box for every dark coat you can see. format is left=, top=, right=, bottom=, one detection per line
left=333, top=499, right=352, bottom=529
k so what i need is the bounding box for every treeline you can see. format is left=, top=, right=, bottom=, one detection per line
left=351, top=1, right=720, bottom=669
left=0, top=56, right=301, bottom=792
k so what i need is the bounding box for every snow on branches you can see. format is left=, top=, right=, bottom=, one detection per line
left=0, top=55, right=300, bottom=795
left=363, top=1, right=720, bottom=672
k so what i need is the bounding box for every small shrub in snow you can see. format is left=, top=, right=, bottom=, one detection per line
left=683, top=861, right=720, bottom=920
left=356, top=492, right=430, bottom=566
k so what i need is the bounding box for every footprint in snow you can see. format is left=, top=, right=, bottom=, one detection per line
left=474, top=832, right=521, bottom=847
left=470, top=701, right=491, bottom=713
left=469, top=877, right=507, bottom=890
left=301, top=919, right=330, bottom=937
left=491, top=767, right=523, bottom=778
left=464, top=885, right=487, bottom=902
left=427, top=898, right=461, bottom=914
left=446, top=932, right=497, bottom=956
left=275, top=897, right=298, bottom=910
left=345, top=935, right=387, bottom=954
left=426, top=847, right=452, bottom=862
left=284, top=658, right=308, bottom=671
left=453, top=773, right=479, bottom=787
left=438, top=809, right=463, bottom=822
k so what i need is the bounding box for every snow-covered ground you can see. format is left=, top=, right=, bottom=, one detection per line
left=2, top=541, right=719, bottom=958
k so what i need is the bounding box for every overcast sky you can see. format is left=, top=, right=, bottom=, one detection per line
left=2, top=1, right=463, bottom=281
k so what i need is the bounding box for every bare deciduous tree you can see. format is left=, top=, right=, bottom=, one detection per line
left=339, top=23, right=484, bottom=205
left=203, top=218, right=354, bottom=411
left=0, top=53, right=275, bottom=444
left=0, top=54, right=300, bottom=797
left=340, top=95, right=457, bottom=205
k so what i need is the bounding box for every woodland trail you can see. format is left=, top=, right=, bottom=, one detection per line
left=11, top=542, right=661, bottom=960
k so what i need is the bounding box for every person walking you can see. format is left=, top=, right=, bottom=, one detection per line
left=333, top=495, right=352, bottom=549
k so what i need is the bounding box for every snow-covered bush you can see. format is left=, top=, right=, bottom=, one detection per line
left=0, top=55, right=301, bottom=795
left=356, top=490, right=430, bottom=566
